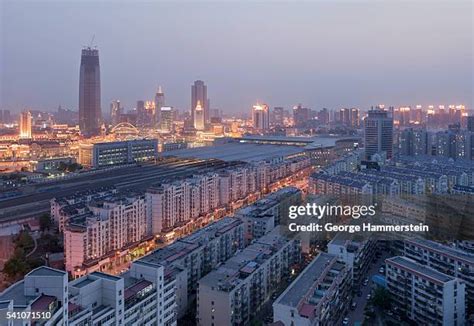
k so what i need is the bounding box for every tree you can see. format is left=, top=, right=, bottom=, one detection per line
left=39, top=214, right=52, bottom=232
left=372, top=287, right=392, bottom=310
left=15, top=231, right=33, bottom=250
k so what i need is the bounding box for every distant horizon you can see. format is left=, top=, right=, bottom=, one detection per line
left=1, top=1, right=472, bottom=114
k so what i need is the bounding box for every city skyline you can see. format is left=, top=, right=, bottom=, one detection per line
left=1, top=1, right=472, bottom=114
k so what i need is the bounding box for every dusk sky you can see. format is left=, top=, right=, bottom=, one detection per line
left=1, top=1, right=472, bottom=114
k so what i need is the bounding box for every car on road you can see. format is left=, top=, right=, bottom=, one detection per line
left=366, top=293, right=371, bottom=300
left=351, top=302, right=357, bottom=310
left=342, top=317, right=350, bottom=325
left=379, top=267, right=385, bottom=274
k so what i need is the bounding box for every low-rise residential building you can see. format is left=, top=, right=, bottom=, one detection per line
left=273, top=252, right=352, bottom=326
left=0, top=267, right=69, bottom=325
left=140, top=217, right=245, bottom=318
left=386, top=256, right=466, bottom=326
left=234, top=187, right=302, bottom=243
left=0, top=263, right=177, bottom=326
left=197, top=229, right=300, bottom=326
left=328, top=234, right=377, bottom=284
left=63, top=192, right=150, bottom=277
left=403, top=239, right=474, bottom=312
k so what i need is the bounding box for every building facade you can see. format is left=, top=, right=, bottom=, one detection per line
left=79, top=47, right=101, bottom=137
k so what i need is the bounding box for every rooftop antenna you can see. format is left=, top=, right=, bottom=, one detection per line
left=89, top=34, right=96, bottom=48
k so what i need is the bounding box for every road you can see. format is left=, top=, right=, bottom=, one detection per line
left=345, top=245, right=391, bottom=325
left=0, top=158, right=241, bottom=223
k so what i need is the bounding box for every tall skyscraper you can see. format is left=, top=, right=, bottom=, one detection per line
left=252, top=103, right=270, bottom=131
left=19, top=111, right=32, bottom=139
left=79, top=47, right=101, bottom=137
left=364, top=109, right=393, bottom=159
left=154, top=86, right=165, bottom=127
left=160, top=106, right=174, bottom=132
left=110, top=100, right=121, bottom=126
left=191, top=80, right=209, bottom=125
left=194, top=100, right=205, bottom=131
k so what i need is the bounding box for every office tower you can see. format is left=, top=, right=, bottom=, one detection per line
left=273, top=107, right=284, bottom=126
left=194, top=100, right=205, bottom=130
left=386, top=256, right=466, bottom=325
left=293, top=104, right=309, bottom=127
left=252, top=103, right=270, bottom=131
left=191, top=80, right=209, bottom=125
left=79, top=47, right=101, bottom=137
left=19, top=111, right=32, bottom=139
left=160, top=106, right=174, bottom=132
left=364, top=109, right=394, bottom=159
left=110, top=100, right=121, bottom=126
left=154, top=86, right=165, bottom=127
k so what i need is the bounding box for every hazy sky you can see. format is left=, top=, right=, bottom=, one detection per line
left=1, top=1, right=472, bottom=114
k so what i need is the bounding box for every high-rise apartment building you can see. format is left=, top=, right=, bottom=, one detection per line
left=318, top=108, right=330, bottom=125
left=19, top=110, right=32, bottom=139
left=467, top=116, right=474, bottom=132
left=364, top=109, right=394, bottom=159
left=136, top=100, right=146, bottom=127
left=398, top=128, right=428, bottom=156
left=339, top=108, right=360, bottom=128
left=79, top=47, right=101, bottom=137
left=272, top=107, right=284, bottom=126
left=0, top=109, right=11, bottom=124
left=252, top=103, right=270, bottom=131
left=293, top=104, right=309, bottom=128
left=191, top=80, right=209, bottom=125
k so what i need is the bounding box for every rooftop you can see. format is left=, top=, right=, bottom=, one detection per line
left=386, top=256, right=455, bottom=284
left=277, top=253, right=338, bottom=308
left=28, top=266, right=67, bottom=277
left=406, top=239, right=474, bottom=264
left=162, top=142, right=305, bottom=163
left=199, top=229, right=290, bottom=292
